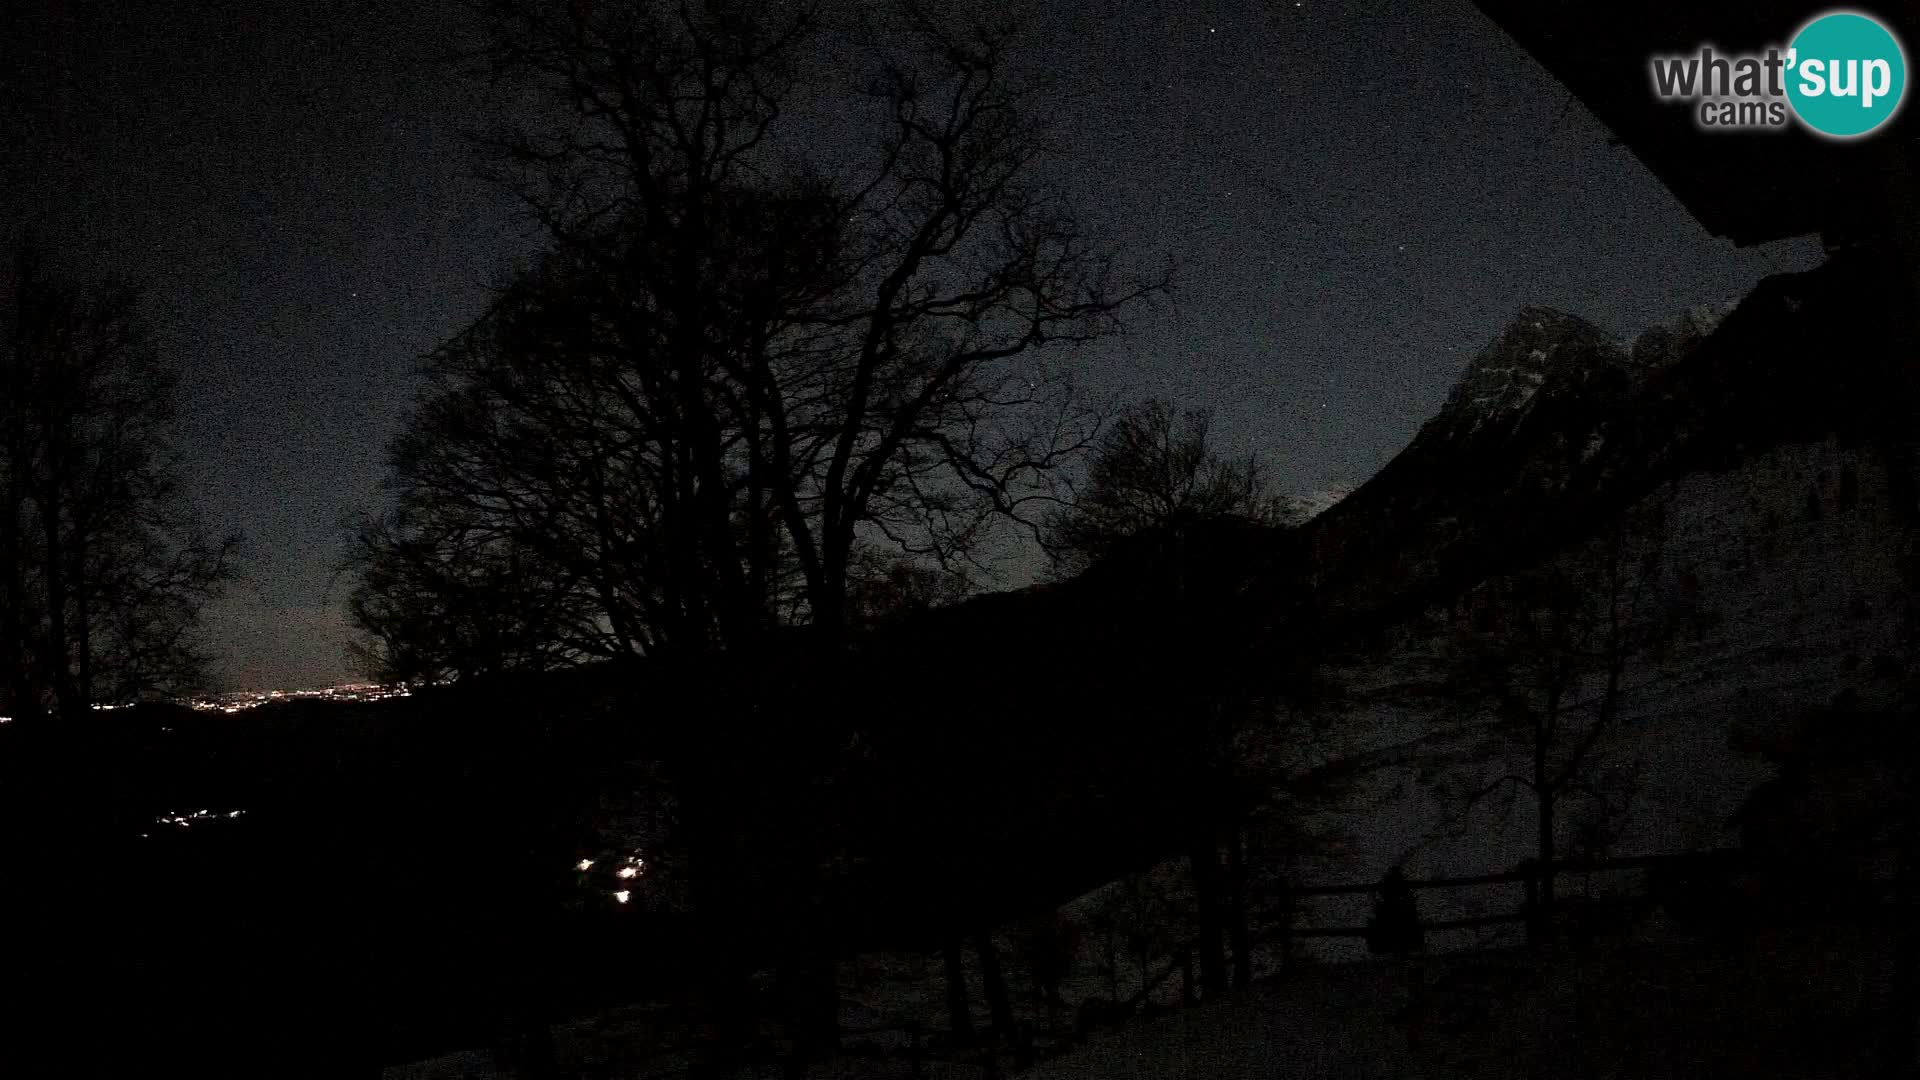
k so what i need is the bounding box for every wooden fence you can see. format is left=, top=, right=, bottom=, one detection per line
left=1278, top=850, right=1743, bottom=940
left=580, top=848, right=1901, bottom=1080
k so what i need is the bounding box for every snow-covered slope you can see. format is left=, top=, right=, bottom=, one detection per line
left=1021, top=924, right=1888, bottom=1080
left=1217, top=254, right=1915, bottom=960
left=1287, top=484, right=1357, bottom=524
left=1280, top=434, right=1904, bottom=952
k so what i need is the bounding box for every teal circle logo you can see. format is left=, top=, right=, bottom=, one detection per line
left=1785, top=11, right=1907, bottom=138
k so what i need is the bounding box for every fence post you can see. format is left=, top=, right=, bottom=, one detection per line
left=1366, top=867, right=1422, bottom=955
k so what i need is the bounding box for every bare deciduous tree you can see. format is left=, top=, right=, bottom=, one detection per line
left=1041, top=399, right=1297, bottom=580
left=1444, top=517, right=1663, bottom=943
left=352, top=0, right=1165, bottom=678
left=1, top=243, right=239, bottom=724
left=1039, top=396, right=1306, bottom=996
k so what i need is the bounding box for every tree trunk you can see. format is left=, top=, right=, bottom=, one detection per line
left=0, top=472, right=29, bottom=722
left=906, top=1019, right=925, bottom=1079
left=1535, top=787, right=1556, bottom=945
left=41, top=470, right=75, bottom=722
left=777, top=944, right=838, bottom=1079
left=1532, top=695, right=1558, bottom=946
left=74, top=542, right=90, bottom=709
left=976, top=930, right=1017, bottom=1046
left=943, top=932, right=977, bottom=1049
left=1, top=277, right=33, bottom=724
left=681, top=751, right=754, bottom=1080
left=1227, top=826, right=1251, bottom=989
left=775, top=891, right=844, bottom=1076
left=689, top=900, right=752, bottom=1077
left=1276, top=877, right=1295, bottom=971
left=1188, top=834, right=1228, bottom=997
left=812, top=534, right=851, bottom=654
left=1179, top=947, right=1195, bottom=1007
left=1885, top=800, right=1920, bottom=1080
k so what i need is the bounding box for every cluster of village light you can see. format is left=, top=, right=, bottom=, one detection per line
left=2, top=684, right=423, bottom=722
left=576, top=853, right=647, bottom=904
left=190, top=683, right=413, bottom=713
left=158, top=809, right=245, bottom=826
left=139, top=808, right=246, bottom=838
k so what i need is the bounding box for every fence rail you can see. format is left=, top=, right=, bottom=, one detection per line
left=1289, top=912, right=1532, bottom=938
left=1289, top=851, right=1726, bottom=898
left=1281, top=849, right=1744, bottom=939
left=583, top=848, right=1887, bottom=1080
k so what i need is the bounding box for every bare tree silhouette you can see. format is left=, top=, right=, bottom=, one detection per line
left=1040, top=396, right=1307, bottom=996
left=1444, top=517, right=1662, bottom=944
left=352, top=0, right=1167, bottom=677
left=0, top=242, right=239, bottom=726
left=1041, top=399, right=1298, bottom=580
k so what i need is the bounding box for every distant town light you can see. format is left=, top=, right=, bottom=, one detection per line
left=155, top=808, right=243, bottom=828
left=616, top=866, right=638, bottom=879
left=186, top=681, right=412, bottom=712
left=613, top=890, right=631, bottom=904
left=576, top=859, right=594, bottom=872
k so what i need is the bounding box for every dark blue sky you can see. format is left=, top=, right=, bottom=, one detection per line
left=4, top=0, right=1821, bottom=690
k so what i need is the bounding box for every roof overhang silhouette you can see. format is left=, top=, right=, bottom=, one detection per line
left=1471, top=1, right=1919, bottom=246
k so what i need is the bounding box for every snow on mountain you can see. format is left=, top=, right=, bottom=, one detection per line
left=1429, top=307, right=1627, bottom=441
left=1622, top=301, right=1735, bottom=365
left=1286, top=483, right=1357, bottom=523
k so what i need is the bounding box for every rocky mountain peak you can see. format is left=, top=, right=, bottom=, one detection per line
left=1432, top=307, right=1623, bottom=441
left=1627, top=303, right=1731, bottom=370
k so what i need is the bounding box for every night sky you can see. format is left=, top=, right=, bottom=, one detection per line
left=4, top=0, right=1823, bottom=691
